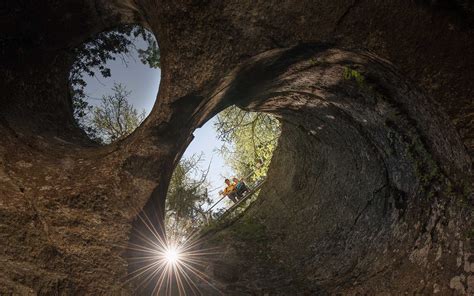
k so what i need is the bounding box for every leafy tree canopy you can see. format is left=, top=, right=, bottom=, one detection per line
left=166, top=154, right=212, bottom=239
left=87, top=83, right=145, bottom=143
left=214, top=106, right=281, bottom=181
left=70, top=25, right=160, bottom=138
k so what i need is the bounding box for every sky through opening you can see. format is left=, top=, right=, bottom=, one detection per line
left=81, top=36, right=235, bottom=211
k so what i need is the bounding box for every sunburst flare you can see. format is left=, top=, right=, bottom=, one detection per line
left=124, top=211, right=222, bottom=295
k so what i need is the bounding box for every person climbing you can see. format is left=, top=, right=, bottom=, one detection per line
left=221, top=178, right=238, bottom=203
left=233, top=177, right=249, bottom=199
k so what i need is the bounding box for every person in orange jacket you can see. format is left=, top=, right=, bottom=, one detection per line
left=222, top=178, right=238, bottom=203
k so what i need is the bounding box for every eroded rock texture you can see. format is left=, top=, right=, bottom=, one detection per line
left=201, top=47, right=472, bottom=295
left=0, top=1, right=472, bottom=295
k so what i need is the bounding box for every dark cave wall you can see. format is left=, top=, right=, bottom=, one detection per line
left=0, top=0, right=148, bottom=141
left=0, top=0, right=472, bottom=295
left=246, top=122, right=471, bottom=294
left=151, top=0, right=474, bottom=153
left=202, top=46, right=472, bottom=295
left=1, top=2, right=473, bottom=149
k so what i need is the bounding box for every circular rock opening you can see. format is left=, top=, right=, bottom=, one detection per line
left=3, top=3, right=472, bottom=296
left=126, top=106, right=281, bottom=294
left=197, top=45, right=471, bottom=294
left=69, top=25, right=161, bottom=144
left=125, top=44, right=471, bottom=295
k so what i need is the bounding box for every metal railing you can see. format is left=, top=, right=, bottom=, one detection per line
left=186, top=175, right=266, bottom=240
left=205, top=166, right=264, bottom=220
left=215, top=177, right=266, bottom=220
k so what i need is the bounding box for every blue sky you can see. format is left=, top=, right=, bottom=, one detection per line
left=82, top=53, right=160, bottom=115
left=183, top=122, right=236, bottom=198
left=82, top=37, right=234, bottom=209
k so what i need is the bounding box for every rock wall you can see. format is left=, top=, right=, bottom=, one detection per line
left=0, top=1, right=472, bottom=295
left=202, top=46, right=472, bottom=295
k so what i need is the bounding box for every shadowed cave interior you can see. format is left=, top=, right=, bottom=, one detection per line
left=128, top=45, right=471, bottom=295
left=0, top=1, right=472, bottom=295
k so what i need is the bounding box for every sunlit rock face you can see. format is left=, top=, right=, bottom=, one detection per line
left=0, top=1, right=472, bottom=295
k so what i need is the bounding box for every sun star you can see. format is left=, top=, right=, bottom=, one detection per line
left=164, top=246, right=180, bottom=265
left=125, top=213, right=222, bottom=294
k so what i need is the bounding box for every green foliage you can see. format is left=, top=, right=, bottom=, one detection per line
left=308, top=57, right=320, bottom=66
left=214, top=106, right=281, bottom=181
left=166, top=154, right=212, bottom=239
left=343, top=66, right=374, bottom=93
left=70, top=25, right=160, bottom=138
left=138, top=38, right=161, bottom=69
left=88, top=83, right=145, bottom=143
left=343, top=66, right=366, bottom=85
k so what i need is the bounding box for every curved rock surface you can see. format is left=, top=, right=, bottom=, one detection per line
left=200, top=46, right=472, bottom=295
left=0, top=1, right=472, bottom=295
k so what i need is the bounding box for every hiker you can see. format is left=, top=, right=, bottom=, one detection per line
left=233, top=177, right=249, bottom=199
left=222, top=178, right=238, bottom=203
